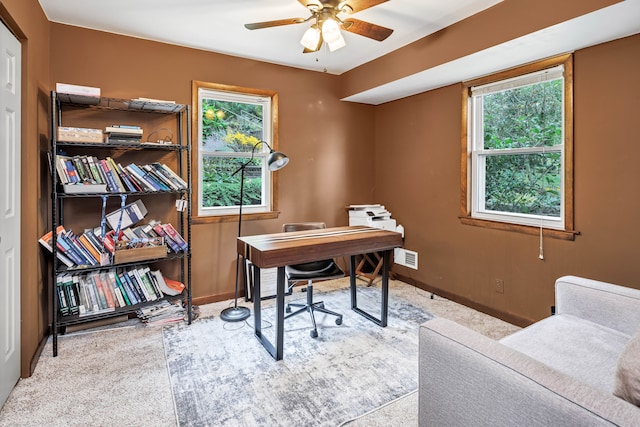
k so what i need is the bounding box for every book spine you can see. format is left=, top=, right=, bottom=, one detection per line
left=65, top=159, right=79, bottom=184
left=99, top=159, right=119, bottom=192
left=133, top=268, right=156, bottom=301
left=120, top=270, right=142, bottom=304
left=141, top=165, right=171, bottom=190
left=66, top=232, right=97, bottom=265
left=87, top=156, right=105, bottom=184
left=89, top=273, right=108, bottom=309
left=153, top=224, right=182, bottom=253
left=124, top=164, right=154, bottom=191
left=127, top=270, right=149, bottom=302
left=63, top=275, right=80, bottom=315
left=161, top=223, right=188, bottom=251
left=106, top=157, right=126, bottom=192
left=160, top=163, right=188, bottom=187
left=71, top=156, right=88, bottom=182
left=112, top=271, right=132, bottom=306
left=56, top=275, right=70, bottom=316
left=81, top=275, right=100, bottom=313
left=56, top=233, right=88, bottom=266
left=106, top=271, right=126, bottom=307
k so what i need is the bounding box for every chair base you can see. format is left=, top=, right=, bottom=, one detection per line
left=285, top=280, right=342, bottom=338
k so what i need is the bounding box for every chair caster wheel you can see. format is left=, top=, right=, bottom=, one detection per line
left=310, top=330, right=318, bottom=338
left=336, top=317, right=342, bottom=326
left=286, top=306, right=291, bottom=313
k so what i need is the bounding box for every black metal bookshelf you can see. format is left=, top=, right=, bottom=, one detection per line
left=48, top=91, right=192, bottom=356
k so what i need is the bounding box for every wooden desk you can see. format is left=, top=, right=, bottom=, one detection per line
left=238, top=226, right=403, bottom=360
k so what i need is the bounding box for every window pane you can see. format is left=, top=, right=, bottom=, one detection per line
left=202, top=100, right=264, bottom=153
left=201, top=156, right=263, bottom=208
left=483, top=79, right=562, bottom=150
left=484, top=152, right=561, bottom=217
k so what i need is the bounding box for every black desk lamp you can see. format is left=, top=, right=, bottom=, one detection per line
left=220, top=141, right=289, bottom=322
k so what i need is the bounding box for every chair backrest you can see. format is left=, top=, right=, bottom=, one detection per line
left=282, top=222, right=326, bottom=233
left=281, top=222, right=344, bottom=282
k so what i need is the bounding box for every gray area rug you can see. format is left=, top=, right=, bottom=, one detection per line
left=163, top=286, right=433, bottom=427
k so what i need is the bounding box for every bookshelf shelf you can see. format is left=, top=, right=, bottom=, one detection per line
left=48, top=91, right=192, bottom=356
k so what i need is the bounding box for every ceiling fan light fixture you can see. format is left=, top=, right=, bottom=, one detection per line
left=321, top=17, right=342, bottom=43
left=300, top=24, right=321, bottom=50
left=327, top=33, right=346, bottom=51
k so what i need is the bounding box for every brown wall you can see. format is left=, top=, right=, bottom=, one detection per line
left=374, top=34, right=640, bottom=325
left=48, top=24, right=377, bottom=302
left=1, top=0, right=51, bottom=377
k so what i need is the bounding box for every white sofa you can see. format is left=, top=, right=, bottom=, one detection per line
left=419, top=275, right=640, bottom=426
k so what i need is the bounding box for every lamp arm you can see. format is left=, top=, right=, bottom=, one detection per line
left=231, top=141, right=271, bottom=177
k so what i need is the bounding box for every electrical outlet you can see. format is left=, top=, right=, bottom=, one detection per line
left=495, top=279, right=505, bottom=294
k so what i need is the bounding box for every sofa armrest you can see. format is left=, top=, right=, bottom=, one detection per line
left=555, top=275, right=640, bottom=336
left=419, top=318, right=640, bottom=427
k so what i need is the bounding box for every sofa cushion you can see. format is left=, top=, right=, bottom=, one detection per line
left=613, top=328, right=640, bottom=406
left=500, top=314, right=630, bottom=394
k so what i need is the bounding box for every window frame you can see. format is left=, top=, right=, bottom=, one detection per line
left=191, top=81, right=281, bottom=224
left=460, top=54, right=576, bottom=240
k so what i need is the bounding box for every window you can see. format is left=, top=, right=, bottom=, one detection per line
left=193, top=81, right=280, bottom=220
left=461, top=55, right=574, bottom=238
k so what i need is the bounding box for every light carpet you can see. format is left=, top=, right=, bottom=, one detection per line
left=163, top=286, right=433, bottom=426
left=0, top=279, right=520, bottom=426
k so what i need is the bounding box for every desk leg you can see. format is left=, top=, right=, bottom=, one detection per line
left=350, top=255, right=357, bottom=309
left=253, top=264, right=285, bottom=361
left=253, top=264, right=262, bottom=338
left=350, top=250, right=390, bottom=327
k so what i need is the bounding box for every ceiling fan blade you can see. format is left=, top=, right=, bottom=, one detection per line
left=245, top=18, right=306, bottom=30
left=298, top=0, right=323, bottom=10
left=342, top=18, right=393, bottom=41
left=340, top=0, right=389, bottom=14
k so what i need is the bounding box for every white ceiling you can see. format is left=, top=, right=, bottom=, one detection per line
left=38, top=0, right=640, bottom=105
left=38, top=0, right=503, bottom=75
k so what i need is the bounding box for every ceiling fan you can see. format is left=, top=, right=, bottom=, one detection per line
left=244, top=0, right=394, bottom=53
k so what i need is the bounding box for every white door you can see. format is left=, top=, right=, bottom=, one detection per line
left=0, top=20, right=21, bottom=409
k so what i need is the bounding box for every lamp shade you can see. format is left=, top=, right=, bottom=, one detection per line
left=321, top=18, right=341, bottom=43
left=300, top=25, right=321, bottom=50
left=327, top=33, right=346, bottom=52
left=267, top=151, right=289, bottom=171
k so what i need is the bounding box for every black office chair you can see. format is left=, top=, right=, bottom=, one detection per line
left=283, top=222, right=344, bottom=338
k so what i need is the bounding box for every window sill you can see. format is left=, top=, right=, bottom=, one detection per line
left=459, top=216, right=578, bottom=241
left=193, top=211, right=281, bottom=225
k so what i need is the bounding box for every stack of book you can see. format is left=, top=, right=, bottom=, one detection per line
left=136, top=299, right=194, bottom=326
left=55, top=267, right=186, bottom=317
left=104, top=125, right=143, bottom=144
left=39, top=219, right=188, bottom=268
left=55, top=154, right=187, bottom=193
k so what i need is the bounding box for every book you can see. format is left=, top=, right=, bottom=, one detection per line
left=56, top=83, right=100, bottom=98
left=105, top=199, right=148, bottom=230
left=99, top=159, right=121, bottom=192
left=120, top=270, right=144, bottom=303
left=152, top=224, right=182, bottom=253
left=128, top=270, right=151, bottom=302
left=151, top=270, right=184, bottom=296
left=87, top=156, right=105, bottom=184
left=57, top=127, right=103, bottom=143
left=105, top=125, right=143, bottom=135
left=125, top=164, right=157, bottom=191
left=161, top=223, right=188, bottom=251
left=106, top=157, right=126, bottom=192
left=39, top=227, right=75, bottom=267
left=56, top=275, right=70, bottom=316
left=63, top=183, right=107, bottom=194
